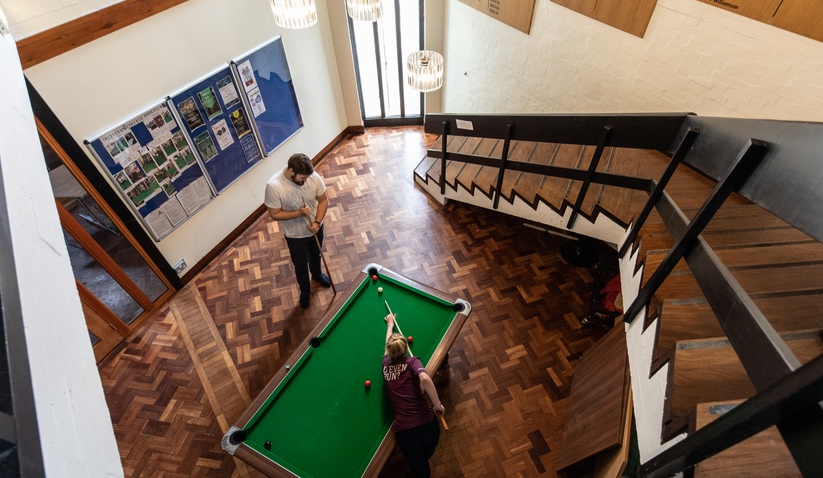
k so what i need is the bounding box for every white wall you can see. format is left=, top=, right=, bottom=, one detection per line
left=0, top=21, right=122, bottom=477
left=24, top=0, right=353, bottom=272
left=442, top=0, right=823, bottom=121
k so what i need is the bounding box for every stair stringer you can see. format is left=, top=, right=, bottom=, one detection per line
left=619, top=225, right=687, bottom=465
left=414, top=168, right=626, bottom=245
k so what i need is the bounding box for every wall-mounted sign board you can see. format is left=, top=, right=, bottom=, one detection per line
left=458, top=0, right=536, bottom=34
left=232, top=37, right=304, bottom=156
left=169, top=66, right=263, bottom=194
left=85, top=36, right=302, bottom=242
left=86, top=102, right=215, bottom=241
left=697, top=0, right=823, bottom=43
left=551, top=0, right=659, bottom=38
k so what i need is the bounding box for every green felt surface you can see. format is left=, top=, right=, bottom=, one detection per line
left=243, top=272, right=456, bottom=477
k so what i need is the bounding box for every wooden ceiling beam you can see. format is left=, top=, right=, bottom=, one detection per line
left=16, top=0, right=189, bottom=70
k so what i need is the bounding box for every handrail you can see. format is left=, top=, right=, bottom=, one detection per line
left=425, top=113, right=690, bottom=150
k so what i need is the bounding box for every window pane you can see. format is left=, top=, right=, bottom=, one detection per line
left=399, top=0, right=422, bottom=116
left=349, top=0, right=422, bottom=121
left=63, top=229, right=145, bottom=324
left=380, top=0, right=401, bottom=117
left=352, top=21, right=382, bottom=118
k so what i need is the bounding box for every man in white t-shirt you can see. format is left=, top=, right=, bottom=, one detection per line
left=264, top=153, right=331, bottom=309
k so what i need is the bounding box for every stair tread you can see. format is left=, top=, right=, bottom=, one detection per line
left=692, top=400, right=801, bottom=478
left=651, top=295, right=823, bottom=374
left=499, top=140, right=538, bottom=200
left=598, top=148, right=646, bottom=225
left=536, top=143, right=584, bottom=212
left=663, top=332, right=823, bottom=438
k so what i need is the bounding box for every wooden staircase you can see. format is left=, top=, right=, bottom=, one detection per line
left=414, top=121, right=823, bottom=476
left=414, top=136, right=651, bottom=244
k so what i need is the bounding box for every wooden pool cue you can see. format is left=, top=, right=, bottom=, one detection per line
left=385, top=301, right=448, bottom=430
left=302, top=202, right=336, bottom=294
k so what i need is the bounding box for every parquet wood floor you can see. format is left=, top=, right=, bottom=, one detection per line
left=98, top=126, right=606, bottom=477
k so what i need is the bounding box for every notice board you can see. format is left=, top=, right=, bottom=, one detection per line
left=169, top=67, right=264, bottom=193
left=232, top=36, right=304, bottom=156
left=86, top=102, right=215, bottom=241
left=85, top=36, right=302, bottom=242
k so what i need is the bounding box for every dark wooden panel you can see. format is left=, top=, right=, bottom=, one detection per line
left=556, top=323, right=629, bottom=472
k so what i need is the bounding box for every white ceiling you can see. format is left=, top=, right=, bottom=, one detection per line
left=0, top=0, right=123, bottom=39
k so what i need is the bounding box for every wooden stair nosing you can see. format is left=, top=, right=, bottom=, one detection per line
left=690, top=400, right=802, bottom=478
left=660, top=330, right=823, bottom=441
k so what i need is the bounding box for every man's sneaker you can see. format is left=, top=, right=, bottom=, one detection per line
left=299, top=292, right=310, bottom=309
left=312, top=274, right=332, bottom=288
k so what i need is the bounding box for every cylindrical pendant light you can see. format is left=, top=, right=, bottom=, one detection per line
left=270, top=0, right=317, bottom=29
left=346, top=0, right=383, bottom=22
left=406, top=50, right=444, bottom=92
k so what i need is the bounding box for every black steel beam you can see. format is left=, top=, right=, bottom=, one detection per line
left=639, top=354, right=823, bottom=478
left=492, top=124, right=514, bottom=209
left=624, top=139, right=769, bottom=323
left=568, top=126, right=612, bottom=229
left=618, top=128, right=699, bottom=258
left=424, top=113, right=690, bottom=150
left=440, top=121, right=449, bottom=195
left=426, top=150, right=653, bottom=190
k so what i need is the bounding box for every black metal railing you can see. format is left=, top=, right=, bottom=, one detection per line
left=425, top=113, right=690, bottom=221
left=423, top=112, right=823, bottom=477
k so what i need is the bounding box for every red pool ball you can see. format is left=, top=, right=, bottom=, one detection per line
left=407, top=336, right=413, bottom=343
left=365, top=380, right=371, bottom=388
left=372, top=275, right=378, bottom=281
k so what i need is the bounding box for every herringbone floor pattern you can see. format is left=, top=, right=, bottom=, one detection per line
left=99, top=126, right=606, bottom=477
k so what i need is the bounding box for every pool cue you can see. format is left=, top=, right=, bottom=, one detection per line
left=385, top=302, right=449, bottom=431
left=302, top=202, right=336, bottom=294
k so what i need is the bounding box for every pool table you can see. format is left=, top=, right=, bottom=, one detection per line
left=221, top=263, right=471, bottom=477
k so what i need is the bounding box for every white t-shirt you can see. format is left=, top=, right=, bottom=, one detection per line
left=264, top=169, right=327, bottom=239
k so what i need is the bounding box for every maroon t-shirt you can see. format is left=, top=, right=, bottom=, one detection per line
left=382, top=356, right=436, bottom=431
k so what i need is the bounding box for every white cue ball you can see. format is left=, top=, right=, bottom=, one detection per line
left=378, top=287, right=383, bottom=293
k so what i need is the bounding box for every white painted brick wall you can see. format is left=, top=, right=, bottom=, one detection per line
left=443, top=0, right=823, bottom=121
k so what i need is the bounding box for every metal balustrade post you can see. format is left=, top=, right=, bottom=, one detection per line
left=440, top=121, right=449, bottom=195
left=492, top=124, right=515, bottom=209
left=618, top=128, right=699, bottom=258
left=567, top=126, right=613, bottom=229
left=623, top=139, right=769, bottom=323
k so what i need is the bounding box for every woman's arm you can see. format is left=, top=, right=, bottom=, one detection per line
left=384, top=313, right=395, bottom=353
left=419, top=372, right=445, bottom=414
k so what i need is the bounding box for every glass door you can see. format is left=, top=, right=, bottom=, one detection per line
left=349, top=0, right=424, bottom=125
left=39, top=125, right=174, bottom=361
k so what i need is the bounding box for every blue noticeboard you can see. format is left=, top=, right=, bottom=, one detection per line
left=170, top=67, right=263, bottom=193
left=233, top=36, right=304, bottom=155
left=86, top=102, right=215, bottom=241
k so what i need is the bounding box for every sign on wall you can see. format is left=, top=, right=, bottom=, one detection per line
left=458, top=0, right=536, bottom=34
left=696, top=0, right=823, bottom=43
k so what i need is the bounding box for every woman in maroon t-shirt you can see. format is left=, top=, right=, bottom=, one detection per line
left=383, top=314, right=445, bottom=477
